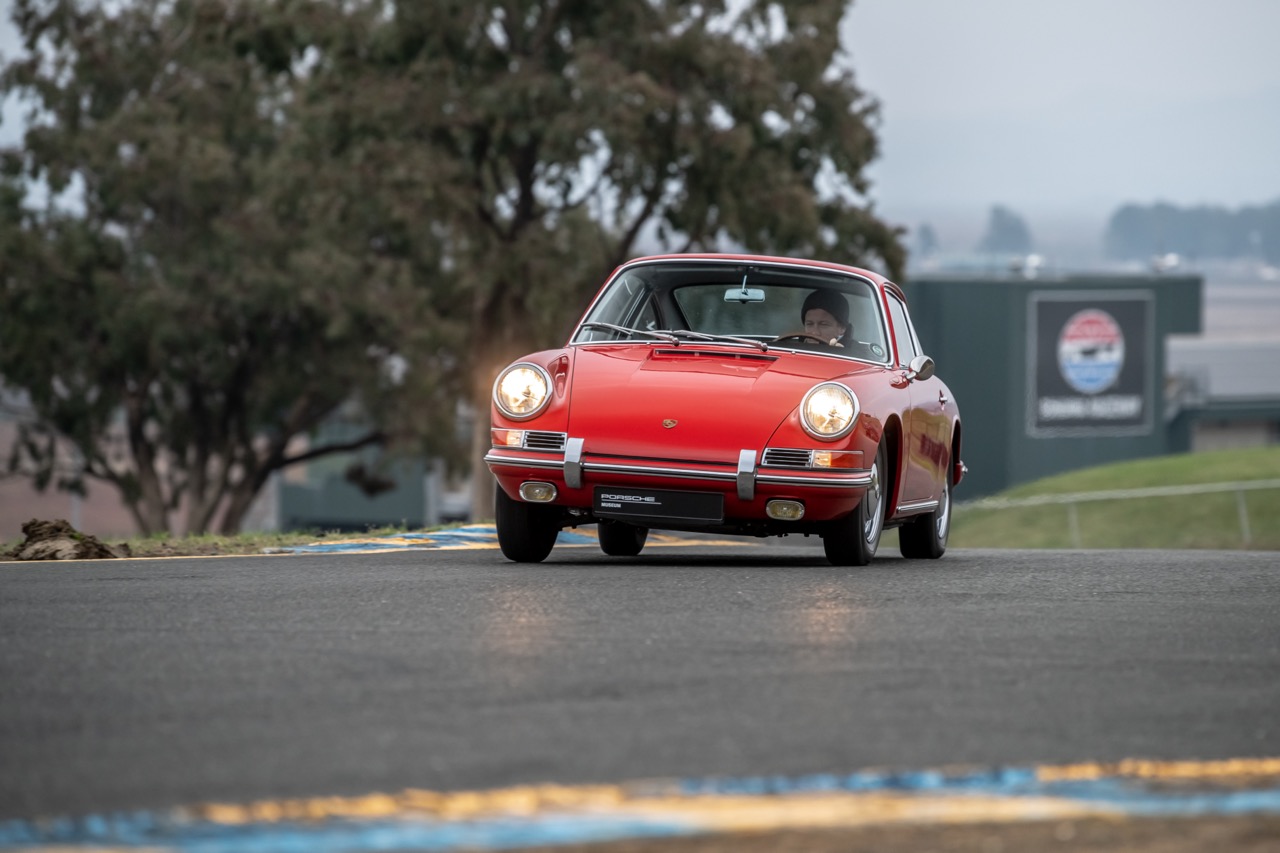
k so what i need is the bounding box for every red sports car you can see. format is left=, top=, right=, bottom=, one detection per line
left=485, top=254, right=963, bottom=565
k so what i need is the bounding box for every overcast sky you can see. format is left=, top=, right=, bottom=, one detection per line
left=842, top=0, right=1280, bottom=230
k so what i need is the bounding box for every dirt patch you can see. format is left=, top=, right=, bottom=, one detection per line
left=4, top=518, right=132, bottom=561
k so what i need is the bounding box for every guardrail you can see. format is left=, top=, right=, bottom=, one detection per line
left=957, top=478, right=1280, bottom=549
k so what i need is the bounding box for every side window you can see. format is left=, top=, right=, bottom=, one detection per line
left=885, top=294, right=921, bottom=366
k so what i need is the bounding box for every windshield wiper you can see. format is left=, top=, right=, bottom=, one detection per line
left=658, top=330, right=769, bottom=352
left=579, top=322, right=679, bottom=344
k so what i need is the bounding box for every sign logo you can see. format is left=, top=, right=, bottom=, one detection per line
left=1057, top=309, right=1125, bottom=395
left=662, top=419, right=678, bottom=429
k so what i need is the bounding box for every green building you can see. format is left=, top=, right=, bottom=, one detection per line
left=902, top=273, right=1203, bottom=498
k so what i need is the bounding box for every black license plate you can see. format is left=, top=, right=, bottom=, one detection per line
left=593, top=486, right=723, bottom=522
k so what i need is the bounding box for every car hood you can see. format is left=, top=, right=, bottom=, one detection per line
left=566, top=344, right=876, bottom=463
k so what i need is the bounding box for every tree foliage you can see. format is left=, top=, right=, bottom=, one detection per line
left=0, top=0, right=457, bottom=534
left=1104, top=200, right=1280, bottom=264
left=975, top=205, right=1033, bottom=255
left=1, top=0, right=905, bottom=531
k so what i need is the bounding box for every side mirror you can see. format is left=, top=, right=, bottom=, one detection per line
left=908, top=355, right=935, bottom=381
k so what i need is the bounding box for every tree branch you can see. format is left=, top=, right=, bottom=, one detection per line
left=281, top=430, right=386, bottom=467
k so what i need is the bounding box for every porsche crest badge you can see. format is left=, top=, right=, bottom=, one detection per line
left=662, top=419, right=678, bottom=429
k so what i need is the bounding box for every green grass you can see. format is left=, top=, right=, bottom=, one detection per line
left=6, top=448, right=1279, bottom=557
left=1, top=524, right=441, bottom=560
left=950, top=447, right=1280, bottom=550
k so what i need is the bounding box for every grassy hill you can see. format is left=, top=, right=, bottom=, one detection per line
left=946, top=447, right=1280, bottom=550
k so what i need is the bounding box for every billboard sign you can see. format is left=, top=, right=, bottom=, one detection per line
left=1027, top=291, right=1154, bottom=436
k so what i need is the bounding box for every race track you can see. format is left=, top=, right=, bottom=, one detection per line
left=1, top=540, right=1278, bottom=849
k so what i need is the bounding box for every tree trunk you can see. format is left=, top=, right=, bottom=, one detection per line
left=469, top=383, right=495, bottom=523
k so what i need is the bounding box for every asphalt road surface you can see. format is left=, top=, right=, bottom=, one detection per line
left=2, top=542, right=1278, bottom=835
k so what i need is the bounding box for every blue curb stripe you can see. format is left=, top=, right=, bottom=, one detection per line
left=0, top=815, right=695, bottom=853
left=3, top=761, right=1279, bottom=851
left=263, top=525, right=736, bottom=555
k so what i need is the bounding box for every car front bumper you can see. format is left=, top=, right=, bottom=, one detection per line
left=485, top=437, right=873, bottom=526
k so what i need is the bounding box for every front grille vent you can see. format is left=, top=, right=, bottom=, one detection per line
left=523, top=431, right=568, bottom=451
left=762, top=448, right=813, bottom=468
left=652, top=349, right=777, bottom=362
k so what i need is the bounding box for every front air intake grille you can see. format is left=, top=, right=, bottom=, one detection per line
left=523, top=431, right=568, bottom=451
left=762, top=448, right=813, bottom=468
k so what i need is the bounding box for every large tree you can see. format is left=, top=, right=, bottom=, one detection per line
left=0, top=0, right=458, bottom=534
left=313, top=1, right=906, bottom=518
left=2, top=0, right=905, bottom=530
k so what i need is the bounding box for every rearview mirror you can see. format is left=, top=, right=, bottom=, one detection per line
left=724, top=287, right=766, bottom=303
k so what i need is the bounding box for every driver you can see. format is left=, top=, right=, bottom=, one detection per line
left=801, top=289, right=851, bottom=346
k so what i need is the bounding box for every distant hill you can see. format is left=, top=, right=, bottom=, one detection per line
left=1104, top=200, right=1280, bottom=264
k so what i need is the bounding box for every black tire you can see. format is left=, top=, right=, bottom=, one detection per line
left=597, top=519, right=649, bottom=556
left=823, top=442, right=887, bottom=566
left=495, top=487, right=560, bottom=563
left=899, top=459, right=952, bottom=559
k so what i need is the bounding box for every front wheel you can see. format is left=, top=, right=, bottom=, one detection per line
left=597, top=519, right=648, bottom=556
left=495, top=487, right=560, bottom=563
left=899, top=460, right=952, bottom=559
left=823, top=442, right=887, bottom=566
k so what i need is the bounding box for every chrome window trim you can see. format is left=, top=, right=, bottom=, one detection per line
left=569, top=256, right=895, bottom=367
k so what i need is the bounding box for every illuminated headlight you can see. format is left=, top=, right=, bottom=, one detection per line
left=494, top=363, right=552, bottom=420
left=800, top=382, right=859, bottom=440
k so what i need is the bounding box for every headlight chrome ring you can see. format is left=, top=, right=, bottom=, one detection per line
left=800, top=382, right=859, bottom=441
left=494, top=362, right=553, bottom=420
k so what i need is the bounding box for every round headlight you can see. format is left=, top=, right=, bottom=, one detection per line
left=800, top=382, right=859, bottom=440
left=494, top=363, right=552, bottom=420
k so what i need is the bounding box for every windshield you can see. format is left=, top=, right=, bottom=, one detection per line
left=572, top=259, right=891, bottom=363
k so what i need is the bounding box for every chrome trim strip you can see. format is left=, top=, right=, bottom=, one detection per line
left=895, top=498, right=940, bottom=513
left=585, top=461, right=737, bottom=482
left=564, top=437, right=585, bottom=489
left=487, top=449, right=873, bottom=489
left=737, top=450, right=757, bottom=501
left=757, top=472, right=872, bottom=488
left=484, top=451, right=563, bottom=470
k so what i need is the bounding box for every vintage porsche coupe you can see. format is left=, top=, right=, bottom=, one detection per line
left=485, top=254, right=963, bottom=565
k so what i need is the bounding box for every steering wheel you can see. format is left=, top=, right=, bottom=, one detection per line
left=770, top=332, right=832, bottom=346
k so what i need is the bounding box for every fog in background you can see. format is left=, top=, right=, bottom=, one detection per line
left=843, top=0, right=1280, bottom=264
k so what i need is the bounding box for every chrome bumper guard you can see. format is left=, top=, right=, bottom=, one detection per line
left=485, top=440, right=873, bottom=500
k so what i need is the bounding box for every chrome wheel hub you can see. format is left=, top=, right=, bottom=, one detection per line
left=862, top=460, right=883, bottom=544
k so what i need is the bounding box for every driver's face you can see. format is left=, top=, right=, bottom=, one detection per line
left=804, top=308, right=846, bottom=341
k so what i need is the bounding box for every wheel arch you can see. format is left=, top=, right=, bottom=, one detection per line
left=881, top=413, right=903, bottom=515
left=950, top=418, right=965, bottom=488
